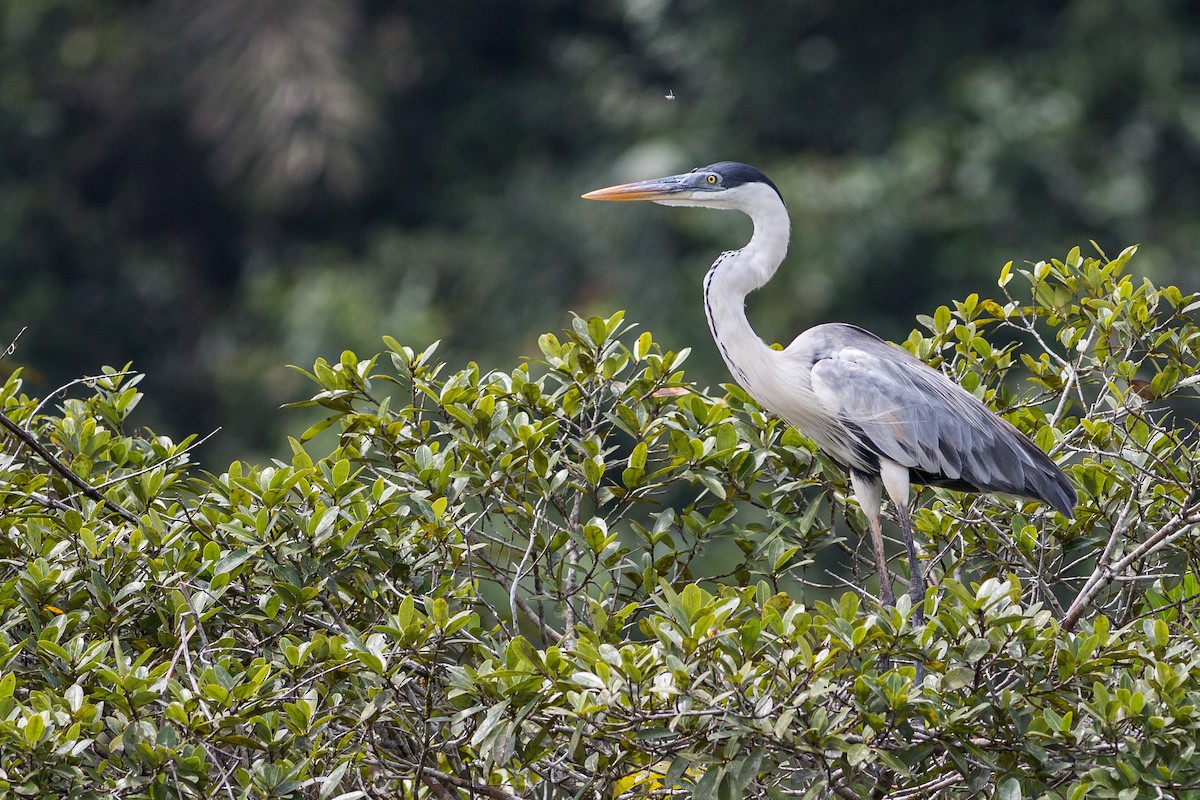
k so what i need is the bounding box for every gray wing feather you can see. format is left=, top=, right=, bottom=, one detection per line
left=802, top=324, right=1076, bottom=514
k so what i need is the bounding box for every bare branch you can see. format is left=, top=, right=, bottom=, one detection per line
left=65, top=426, right=221, bottom=499
left=1, top=326, right=26, bottom=364
left=561, top=491, right=584, bottom=646
left=1064, top=507, right=1200, bottom=631
left=27, top=370, right=139, bottom=429
left=0, top=409, right=142, bottom=526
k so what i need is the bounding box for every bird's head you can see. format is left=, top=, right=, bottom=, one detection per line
left=582, top=161, right=783, bottom=212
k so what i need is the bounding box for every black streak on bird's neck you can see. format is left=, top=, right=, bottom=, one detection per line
left=703, top=250, right=752, bottom=386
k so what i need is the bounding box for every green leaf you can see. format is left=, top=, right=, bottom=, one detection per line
left=299, top=415, right=339, bottom=442
left=934, top=304, right=953, bottom=333
left=630, top=441, right=648, bottom=470
left=635, top=331, right=653, bottom=359
left=538, top=333, right=561, bottom=360
left=693, top=766, right=724, bottom=800
left=998, top=260, right=1013, bottom=287
left=995, top=777, right=1022, bottom=800
left=24, top=714, right=45, bottom=746
left=587, top=316, right=607, bottom=346
left=213, top=548, right=254, bottom=576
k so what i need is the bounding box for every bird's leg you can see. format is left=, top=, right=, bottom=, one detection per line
left=895, top=503, right=926, bottom=614
left=865, top=511, right=896, bottom=607
left=850, top=471, right=895, bottom=606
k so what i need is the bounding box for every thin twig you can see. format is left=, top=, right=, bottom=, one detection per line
left=28, top=371, right=138, bottom=429
left=418, top=773, right=458, bottom=800
left=510, top=509, right=541, bottom=635
left=1064, top=508, right=1200, bottom=631
left=409, top=763, right=521, bottom=800
left=177, top=580, right=213, bottom=657
left=64, top=427, right=221, bottom=499
left=1069, top=475, right=1145, bottom=607
left=473, top=549, right=563, bottom=640
left=176, top=613, right=234, bottom=800
left=0, top=409, right=142, bottom=526
left=1, top=326, right=26, bottom=364
left=15, top=491, right=80, bottom=517
left=158, top=618, right=199, bottom=694
left=883, top=772, right=964, bottom=799
left=561, top=492, right=584, bottom=646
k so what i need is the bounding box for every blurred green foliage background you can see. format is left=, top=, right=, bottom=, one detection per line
left=2, top=0, right=1198, bottom=463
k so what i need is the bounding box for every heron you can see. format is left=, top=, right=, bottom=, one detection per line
left=583, top=161, right=1075, bottom=609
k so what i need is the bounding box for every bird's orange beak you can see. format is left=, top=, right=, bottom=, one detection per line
left=581, top=175, right=690, bottom=202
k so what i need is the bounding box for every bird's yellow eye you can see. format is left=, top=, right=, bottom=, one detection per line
left=707, top=174, right=718, bottom=185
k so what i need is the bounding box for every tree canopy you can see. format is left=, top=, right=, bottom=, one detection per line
left=4, top=3, right=1200, bottom=797
left=2, top=249, right=1199, bottom=798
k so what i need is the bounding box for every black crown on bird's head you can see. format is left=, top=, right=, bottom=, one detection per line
left=693, top=161, right=783, bottom=202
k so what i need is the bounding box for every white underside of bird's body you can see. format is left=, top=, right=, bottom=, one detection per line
left=584, top=161, right=1076, bottom=610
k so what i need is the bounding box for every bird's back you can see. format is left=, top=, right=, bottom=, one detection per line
left=781, top=323, right=1076, bottom=515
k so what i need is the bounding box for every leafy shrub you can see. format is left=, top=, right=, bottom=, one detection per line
left=1, top=246, right=1198, bottom=798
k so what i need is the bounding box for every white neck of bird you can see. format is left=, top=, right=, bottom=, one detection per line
left=701, top=184, right=791, bottom=388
